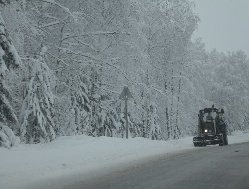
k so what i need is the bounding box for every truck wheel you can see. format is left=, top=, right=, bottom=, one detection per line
left=219, top=136, right=224, bottom=146
left=224, top=135, right=228, bottom=145
left=194, top=142, right=201, bottom=147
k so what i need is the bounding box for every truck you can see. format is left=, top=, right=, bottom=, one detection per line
left=193, top=105, right=228, bottom=147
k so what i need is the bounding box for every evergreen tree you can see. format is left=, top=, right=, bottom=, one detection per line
left=0, top=13, right=21, bottom=148
left=67, top=75, right=91, bottom=135
left=20, top=47, right=55, bottom=143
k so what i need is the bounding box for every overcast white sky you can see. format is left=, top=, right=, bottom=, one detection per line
left=192, top=0, right=249, bottom=56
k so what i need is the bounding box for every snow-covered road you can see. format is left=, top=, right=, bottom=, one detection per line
left=67, top=141, right=249, bottom=189
left=1, top=131, right=249, bottom=189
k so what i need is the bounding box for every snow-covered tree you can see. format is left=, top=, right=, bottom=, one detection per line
left=0, top=12, right=21, bottom=148
left=20, top=46, right=55, bottom=143
left=57, top=74, right=91, bottom=136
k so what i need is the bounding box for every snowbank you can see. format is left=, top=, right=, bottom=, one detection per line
left=1, top=132, right=249, bottom=189
left=229, top=130, right=249, bottom=144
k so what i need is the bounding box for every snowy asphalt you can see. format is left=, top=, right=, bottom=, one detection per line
left=67, top=142, right=249, bottom=189
left=25, top=141, right=249, bottom=189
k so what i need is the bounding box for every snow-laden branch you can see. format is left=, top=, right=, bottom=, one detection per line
left=46, top=52, right=69, bottom=66
left=71, top=38, right=98, bottom=52
left=37, top=21, right=60, bottom=28
left=61, top=31, right=131, bottom=42
left=39, top=0, right=75, bottom=19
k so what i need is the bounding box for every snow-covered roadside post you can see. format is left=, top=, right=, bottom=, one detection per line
left=119, top=86, right=133, bottom=139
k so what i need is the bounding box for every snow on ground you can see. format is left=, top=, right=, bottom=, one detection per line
left=1, top=131, right=249, bottom=189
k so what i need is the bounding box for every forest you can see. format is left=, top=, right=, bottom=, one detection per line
left=1, top=0, right=249, bottom=148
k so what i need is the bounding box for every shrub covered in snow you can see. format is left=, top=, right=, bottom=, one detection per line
left=0, top=123, right=17, bottom=148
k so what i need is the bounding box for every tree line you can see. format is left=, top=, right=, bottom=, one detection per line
left=0, top=0, right=248, bottom=148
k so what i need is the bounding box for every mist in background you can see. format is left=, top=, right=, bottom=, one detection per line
left=192, top=0, right=249, bottom=56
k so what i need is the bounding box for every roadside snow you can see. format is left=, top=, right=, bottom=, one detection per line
left=1, top=131, right=249, bottom=189
left=229, top=130, right=249, bottom=143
